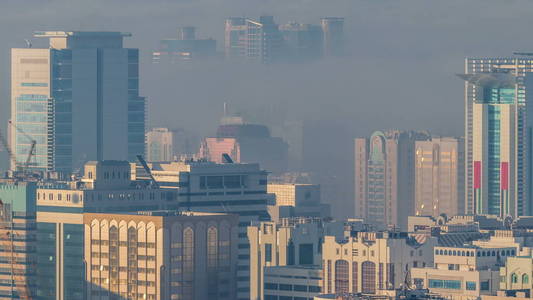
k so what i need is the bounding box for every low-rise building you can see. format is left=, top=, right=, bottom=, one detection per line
left=267, top=183, right=330, bottom=221
left=321, top=231, right=436, bottom=295
left=411, top=245, right=514, bottom=300
left=263, top=265, right=322, bottom=300
left=499, top=255, right=533, bottom=295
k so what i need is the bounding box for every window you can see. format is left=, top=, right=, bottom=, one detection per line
left=299, top=244, right=313, bottom=265
left=265, top=244, right=272, bottom=263
left=335, top=260, right=349, bottom=293
left=293, top=285, right=307, bottom=292
left=480, top=281, right=490, bottom=290
left=362, top=261, right=376, bottom=294
left=512, top=273, right=518, bottom=283
left=309, top=285, right=321, bottom=293
left=279, top=284, right=292, bottom=291
left=466, top=281, right=476, bottom=290
left=523, top=274, right=529, bottom=284
left=428, top=279, right=461, bottom=290
left=264, top=283, right=278, bottom=290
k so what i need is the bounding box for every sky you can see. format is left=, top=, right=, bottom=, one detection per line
left=0, top=0, right=532, bottom=215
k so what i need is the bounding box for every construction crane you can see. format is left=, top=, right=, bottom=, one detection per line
left=136, top=155, right=160, bottom=188
left=0, top=199, right=32, bottom=299
left=0, top=131, right=17, bottom=172
left=9, top=121, right=36, bottom=172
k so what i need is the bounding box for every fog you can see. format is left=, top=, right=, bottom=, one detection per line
left=1, top=0, right=532, bottom=217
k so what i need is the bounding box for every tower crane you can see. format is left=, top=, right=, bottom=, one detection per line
left=0, top=131, right=18, bottom=171
left=8, top=121, right=36, bottom=172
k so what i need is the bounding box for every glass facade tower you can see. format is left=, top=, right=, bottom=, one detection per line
left=11, top=31, right=145, bottom=173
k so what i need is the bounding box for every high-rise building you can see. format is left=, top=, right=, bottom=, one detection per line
left=84, top=211, right=239, bottom=300
left=146, top=127, right=174, bottom=162
left=11, top=31, right=145, bottom=173
left=198, top=119, right=289, bottom=174
left=152, top=27, right=217, bottom=63
left=224, top=16, right=285, bottom=64
left=0, top=179, right=38, bottom=299
left=463, top=57, right=533, bottom=216
left=279, top=23, right=323, bottom=62
left=35, top=160, right=174, bottom=299
left=414, top=137, right=465, bottom=218
left=321, top=231, right=436, bottom=295
left=354, top=130, right=430, bottom=230
left=139, top=160, right=274, bottom=300
left=461, top=65, right=533, bottom=217
left=320, top=17, right=344, bottom=57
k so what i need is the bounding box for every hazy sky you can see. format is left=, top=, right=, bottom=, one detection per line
left=2, top=0, right=533, bottom=141
left=1, top=0, right=532, bottom=216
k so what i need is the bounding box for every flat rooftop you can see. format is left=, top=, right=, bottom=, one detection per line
left=34, top=31, right=131, bottom=38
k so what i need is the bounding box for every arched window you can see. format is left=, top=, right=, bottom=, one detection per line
left=439, top=250, right=444, bottom=255
left=511, top=273, right=518, bottom=283
left=352, top=262, right=358, bottom=292
left=335, top=260, right=349, bottom=293
left=506, top=250, right=511, bottom=256
left=492, top=251, right=496, bottom=256
left=435, top=250, right=439, bottom=255
left=444, top=250, right=448, bottom=255
left=461, top=251, right=465, bottom=256
left=453, top=250, right=457, bottom=256
left=466, top=251, right=470, bottom=257
left=207, top=226, right=218, bottom=268
left=361, top=261, right=376, bottom=294
left=477, top=252, right=481, bottom=257
left=511, top=250, right=516, bottom=256
left=183, top=227, right=194, bottom=298
left=523, top=274, right=529, bottom=284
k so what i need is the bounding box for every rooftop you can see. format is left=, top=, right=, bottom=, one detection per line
left=34, top=31, right=131, bottom=38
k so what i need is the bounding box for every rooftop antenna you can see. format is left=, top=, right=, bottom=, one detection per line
left=24, top=39, right=32, bottom=48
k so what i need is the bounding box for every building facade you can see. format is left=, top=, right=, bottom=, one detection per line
left=354, top=130, right=430, bottom=230
left=152, top=27, right=216, bottom=63
left=414, top=137, right=465, bottom=218
left=141, top=160, right=274, bottom=300
left=84, top=211, right=239, bottom=300
left=11, top=31, right=145, bottom=173
left=461, top=70, right=533, bottom=217
left=411, top=245, right=512, bottom=300
left=320, top=17, right=344, bottom=57
left=263, top=266, right=322, bottom=300
left=321, top=231, right=436, bottom=295
left=35, top=161, right=174, bottom=300
left=266, top=183, right=330, bottom=221
left=146, top=128, right=174, bottom=162
left=463, top=57, right=533, bottom=215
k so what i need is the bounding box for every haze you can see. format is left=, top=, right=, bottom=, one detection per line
left=1, top=0, right=532, bottom=217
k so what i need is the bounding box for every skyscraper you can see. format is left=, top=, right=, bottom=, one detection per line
left=464, top=57, right=533, bottom=215
left=414, top=137, right=465, bottom=218
left=320, top=17, right=344, bottom=57
left=354, top=130, right=430, bottom=230
left=11, top=31, right=145, bottom=173
left=461, top=69, right=533, bottom=217
left=224, top=16, right=285, bottom=64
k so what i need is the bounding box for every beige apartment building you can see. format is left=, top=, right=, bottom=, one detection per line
left=414, top=137, right=465, bottom=218
left=321, top=231, right=436, bottom=295
left=84, top=211, right=239, bottom=300
left=354, top=130, right=430, bottom=230
left=267, top=183, right=330, bottom=221
left=146, top=128, right=174, bottom=162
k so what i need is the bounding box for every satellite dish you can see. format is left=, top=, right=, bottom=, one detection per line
left=24, top=39, right=32, bottom=48
left=503, top=215, right=513, bottom=230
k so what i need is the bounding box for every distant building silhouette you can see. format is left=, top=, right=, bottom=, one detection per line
left=153, top=27, right=216, bottom=63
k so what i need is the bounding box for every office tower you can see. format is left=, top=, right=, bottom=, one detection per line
left=321, top=231, right=436, bottom=295
left=354, top=130, right=430, bottom=230
left=35, top=160, right=174, bottom=299
left=414, top=137, right=465, bottom=218
left=138, top=161, right=274, bottom=300
left=463, top=57, right=533, bottom=215
left=320, top=17, right=344, bottom=57
left=146, top=128, right=174, bottom=162
left=84, top=211, right=239, bottom=300
left=11, top=31, right=145, bottom=173
left=248, top=218, right=342, bottom=300
left=198, top=119, right=289, bottom=174
left=267, top=183, right=330, bottom=221
left=411, top=245, right=512, bottom=299
left=279, top=23, right=323, bottom=62
left=0, top=180, right=38, bottom=299
left=224, top=16, right=285, bottom=64
left=152, top=27, right=216, bottom=63
left=461, top=66, right=533, bottom=217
